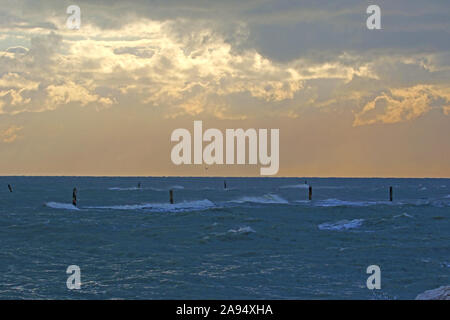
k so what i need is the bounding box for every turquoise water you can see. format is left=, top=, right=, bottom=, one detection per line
left=0, top=177, right=449, bottom=299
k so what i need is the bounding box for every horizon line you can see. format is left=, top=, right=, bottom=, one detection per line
left=1, top=174, right=450, bottom=179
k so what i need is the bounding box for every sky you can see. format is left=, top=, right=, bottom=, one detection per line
left=0, top=0, right=449, bottom=177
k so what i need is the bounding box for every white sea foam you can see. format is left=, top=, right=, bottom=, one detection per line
left=228, top=226, right=256, bottom=234
left=230, top=193, right=288, bottom=204
left=147, top=185, right=186, bottom=192
left=87, top=199, right=215, bottom=213
left=313, top=199, right=381, bottom=207
left=89, top=203, right=152, bottom=210
left=108, top=187, right=141, bottom=191
left=150, top=199, right=215, bottom=212
left=318, top=219, right=364, bottom=231
left=147, top=187, right=165, bottom=192
left=393, top=212, right=414, bottom=219
left=279, top=184, right=309, bottom=189
left=292, top=198, right=449, bottom=208
left=398, top=199, right=430, bottom=206
left=45, top=202, right=80, bottom=210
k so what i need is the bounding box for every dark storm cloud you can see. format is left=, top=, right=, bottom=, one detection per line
left=2, top=0, right=449, bottom=58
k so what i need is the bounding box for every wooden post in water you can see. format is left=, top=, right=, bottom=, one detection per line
left=72, top=187, right=77, bottom=207
left=308, top=186, right=312, bottom=201
left=389, top=186, right=393, bottom=202
left=169, top=189, right=174, bottom=204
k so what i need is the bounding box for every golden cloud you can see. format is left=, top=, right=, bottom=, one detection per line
left=0, top=125, right=23, bottom=143
left=353, top=85, right=450, bottom=126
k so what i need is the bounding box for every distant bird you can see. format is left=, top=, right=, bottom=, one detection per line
left=8, top=184, right=13, bottom=192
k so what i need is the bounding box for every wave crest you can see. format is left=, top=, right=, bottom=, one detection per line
left=230, top=194, right=288, bottom=204
left=87, top=199, right=215, bottom=213
left=279, top=184, right=309, bottom=189
left=318, top=219, right=364, bottom=231
left=108, top=187, right=141, bottom=191
left=228, top=226, right=256, bottom=234
left=45, top=202, right=79, bottom=210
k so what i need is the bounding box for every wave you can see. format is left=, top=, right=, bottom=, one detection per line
left=313, top=199, right=382, bottom=207
left=228, top=226, right=256, bottom=234
left=280, top=184, right=347, bottom=190
left=149, top=199, right=215, bottom=213
left=318, top=219, right=364, bottom=231
left=147, top=185, right=186, bottom=192
left=230, top=193, right=289, bottom=204
left=433, top=200, right=450, bottom=207
left=45, top=202, right=80, bottom=210
left=87, top=199, right=215, bottom=213
left=151, top=185, right=235, bottom=192
left=398, top=199, right=450, bottom=207
left=304, top=198, right=450, bottom=208
left=108, top=187, right=141, bottom=191
left=314, top=186, right=347, bottom=189
left=109, top=185, right=184, bottom=192
left=393, top=212, right=414, bottom=219
left=88, top=204, right=152, bottom=210
left=279, top=184, right=309, bottom=189
left=147, top=187, right=164, bottom=192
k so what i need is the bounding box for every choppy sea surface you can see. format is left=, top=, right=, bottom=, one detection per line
left=0, top=177, right=449, bottom=299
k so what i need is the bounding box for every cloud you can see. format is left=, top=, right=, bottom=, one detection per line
left=0, top=1, right=448, bottom=123
left=353, top=85, right=450, bottom=126
left=46, top=81, right=114, bottom=110
left=0, top=19, right=308, bottom=117
left=0, top=125, right=23, bottom=143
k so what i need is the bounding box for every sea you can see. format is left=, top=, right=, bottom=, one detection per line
left=0, top=177, right=449, bottom=299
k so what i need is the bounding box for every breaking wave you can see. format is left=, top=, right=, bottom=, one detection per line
left=108, top=187, right=141, bottom=191
left=45, top=202, right=80, bottom=211
left=170, top=185, right=185, bottom=190
left=393, top=212, right=414, bottom=219
left=398, top=199, right=450, bottom=207
left=313, top=199, right=382, bottom=207
left=147, top=185, right=186, bottom=192
left=279, top=184, right=309, bottom=189
left=230, top=194, right=289, bottom=204
left=292, top=198, right=450, bottom=208
left=86, top=199, right=215, bottom=213
left=318, top=219, right=364, bottom=231
left=228, top=226, right=256, bottom=234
